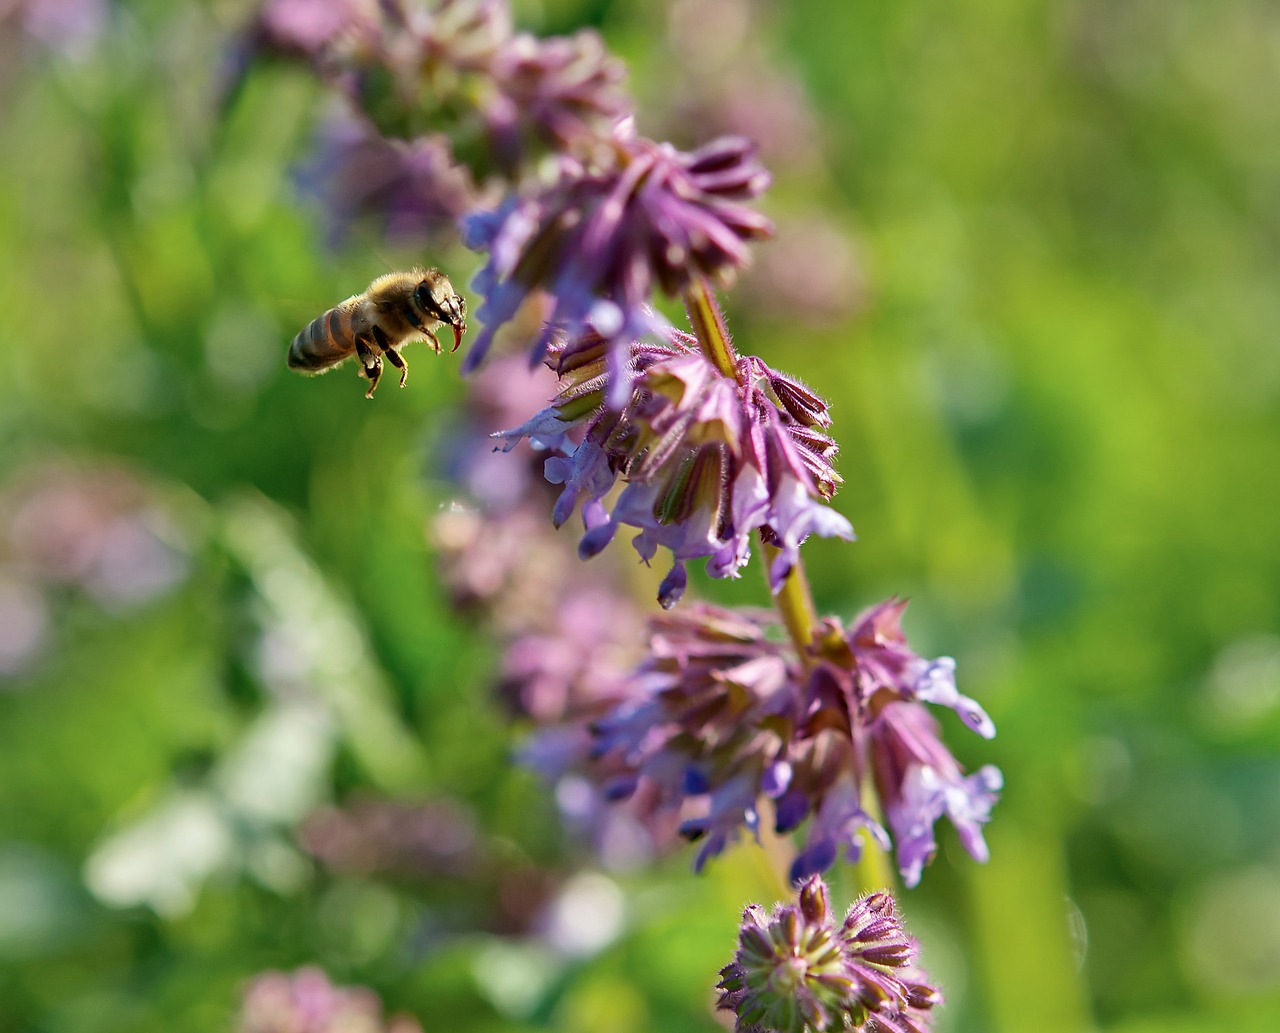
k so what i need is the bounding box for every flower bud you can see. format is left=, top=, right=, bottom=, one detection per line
left=717, top=879, right=941, bottom=1033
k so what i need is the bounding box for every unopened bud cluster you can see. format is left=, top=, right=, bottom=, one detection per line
left=718, top=876, right=940, bottom=1033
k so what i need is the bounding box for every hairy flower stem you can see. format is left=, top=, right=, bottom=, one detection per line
left=763, top=543, right=819, bottom=657
left=683, top=278, right=742, bottom=382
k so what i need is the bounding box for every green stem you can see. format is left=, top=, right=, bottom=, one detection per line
left=763, top=543, right=819, bottom=658
left=683, top=277, right=741, bottom=381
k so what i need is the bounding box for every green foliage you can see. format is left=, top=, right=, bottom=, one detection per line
left=2, top=2, right=1278, bottom=1031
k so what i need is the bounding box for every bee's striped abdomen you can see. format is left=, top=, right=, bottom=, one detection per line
left=287, top=299, right=363, bottom=373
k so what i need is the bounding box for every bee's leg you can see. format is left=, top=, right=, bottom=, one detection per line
left=355, top=335, right=383, bottom=399
left=371, top=326, right=409, bottom=388
left=360, top=357, right=384, bottom=399
left=382, top=347, right=408, bottom=388
left=422, top=327, right=443, bottom=355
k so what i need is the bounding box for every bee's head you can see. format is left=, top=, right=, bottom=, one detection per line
left=413, top=271, right=467, bottom=351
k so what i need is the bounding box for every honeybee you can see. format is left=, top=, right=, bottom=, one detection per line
left=287, top=268, right=467, bottom=398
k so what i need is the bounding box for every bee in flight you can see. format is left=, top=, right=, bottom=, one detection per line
left=287, top=268, right=467, bottom=398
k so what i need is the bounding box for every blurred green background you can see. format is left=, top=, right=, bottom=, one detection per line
left=2, top=1, right=1278, bottom=1031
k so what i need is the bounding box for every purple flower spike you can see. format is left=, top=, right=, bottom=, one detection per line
left=493, top=319, right=850, bottom=605
left=557, top=596, right=997, bottom=886
left=486, top=29, right=630, bottom=171
left=297, top=116, right=476, bottom=247
left=236, top=0, right=627, bottom=183
left=587, top=604, right=807, bottom=868
left=717, top=877, right=940, bottom=1033
left=464, top=123, right=773, bottom=396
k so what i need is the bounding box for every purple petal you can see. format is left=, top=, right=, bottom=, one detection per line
left=790, top=838, right=837, bottom=884
left=761, top=760, right=792, bottom=799
left=658, top=561, right=688, bottom=609
left=910, top=657, right=997, bottom=740
left=773, top=789, right=810, bottom=833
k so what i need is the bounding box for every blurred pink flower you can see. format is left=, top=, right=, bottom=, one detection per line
left=300, top=796, right=480, bottom=877
left=1, top=463, right=189, bottom=610
left=5, top=0, right=109, bottom=58
left=239, top=967, right=421, bottom=1033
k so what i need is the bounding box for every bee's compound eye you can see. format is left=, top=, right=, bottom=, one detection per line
left=413, top=281, right=434, bottom=313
